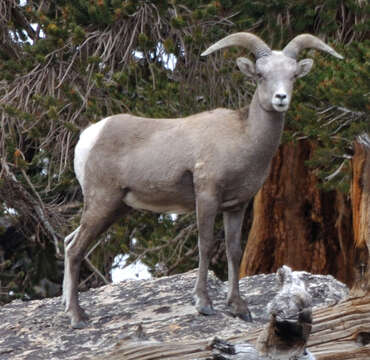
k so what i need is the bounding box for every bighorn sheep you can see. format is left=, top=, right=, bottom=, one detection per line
left=63, top=33, right=343, bottom=328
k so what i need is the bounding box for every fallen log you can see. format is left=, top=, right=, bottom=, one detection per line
left=0, top=269, right=357, bottom=360
left=101, top=265, right=315, bottom=360
left=98, top=295, right=370, bottom=360
left=309, top=295, right=370, bottom=359
left=227, top=295, right=370, bottom=360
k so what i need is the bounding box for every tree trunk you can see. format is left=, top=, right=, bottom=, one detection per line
left=350, top=135, right=370, bottom=295
left=240, top=140, right=356, bottom=286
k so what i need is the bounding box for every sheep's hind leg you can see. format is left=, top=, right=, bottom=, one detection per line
left=64, top=190, right=126, bottom=329
left=223, top=205, right=252, bottom=322
left=63, top=224, right=95, bottom=328
left=193, top=190, right=218, bottom=316
left=62, top=226, right=81, bottom=306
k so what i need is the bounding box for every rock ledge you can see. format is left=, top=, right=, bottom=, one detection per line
left=0, top=269, right=348, bottom=360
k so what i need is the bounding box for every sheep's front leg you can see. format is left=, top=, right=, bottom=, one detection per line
left=193, top=190, right=218, bottom=315
left=223, top=205, right=252, bottom=321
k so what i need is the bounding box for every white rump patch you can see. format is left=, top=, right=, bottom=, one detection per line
left=74, top=117, right=110, bottom=191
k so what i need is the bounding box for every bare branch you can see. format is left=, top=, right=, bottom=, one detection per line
left=324, top=159, right=347, bottom=182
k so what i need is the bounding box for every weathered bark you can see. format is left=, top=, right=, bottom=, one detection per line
left=350, top=135, right=370, bottom=295
left=99, top=296, right=370, bottom=360
left=256, top=266, right=313, bottom=359
left=240, top=140, right=355, bottom=286
left=239, top=295, right=370, bottom=360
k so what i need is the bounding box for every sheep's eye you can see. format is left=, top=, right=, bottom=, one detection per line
left=291, top=73, right=298, bottom=80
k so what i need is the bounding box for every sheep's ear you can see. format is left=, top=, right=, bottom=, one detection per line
left=237, top=57, right=255, bottom=78
left=297, top=58, right=313, bottom=78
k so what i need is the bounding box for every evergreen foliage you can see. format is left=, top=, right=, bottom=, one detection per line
left=0, top=0, right=368, bottom=303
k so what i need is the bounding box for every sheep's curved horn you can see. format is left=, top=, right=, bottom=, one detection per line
left=201, top=32, right=272, bottom=59
left=283, top=34, right=343, bottom=59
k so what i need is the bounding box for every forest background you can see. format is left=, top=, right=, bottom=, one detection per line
left=0, top=0, right=368, bottom=304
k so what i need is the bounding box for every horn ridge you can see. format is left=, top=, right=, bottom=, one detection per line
left=201, top=32, right=272, bottom=59
left=283, top=34, right=343, bottom=59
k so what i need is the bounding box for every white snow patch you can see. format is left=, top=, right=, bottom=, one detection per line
left=111, top=254, right=152, bottom=282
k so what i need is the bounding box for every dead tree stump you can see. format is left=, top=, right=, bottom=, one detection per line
left=351, top=134, right=370, bottom=296
left=240, top=140, right=355, bottom=286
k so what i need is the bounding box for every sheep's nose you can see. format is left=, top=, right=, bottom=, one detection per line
left=275, top=93, right=287, bottom=100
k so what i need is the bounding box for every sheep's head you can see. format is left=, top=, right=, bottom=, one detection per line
left=237, top=53, right=313, bottom=112
left=202, top=33, right=343, bottom=113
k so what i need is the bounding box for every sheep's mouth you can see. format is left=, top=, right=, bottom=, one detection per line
left=272, top=102, right=289, bottom=112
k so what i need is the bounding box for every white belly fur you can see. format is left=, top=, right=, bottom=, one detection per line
left=124, top=192, right=188, bottom=214
left=74, top=117, right=110, bottom=191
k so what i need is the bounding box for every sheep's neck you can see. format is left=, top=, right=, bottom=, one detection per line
left=244, top=91, right=285, bottom=159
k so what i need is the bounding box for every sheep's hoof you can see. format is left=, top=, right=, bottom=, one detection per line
left=71, top=310, right=89, bottom=329
left=227, top=298, right=253, bottom=322
left=67, top=306, right=89, bottom=329
left=197, top=304, right=216, bottom=316
left=236, top=311, right=253, bottom=322
left=193, top=295, right=216, bottom=316
left=71, top=319, right=88, bottom=329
